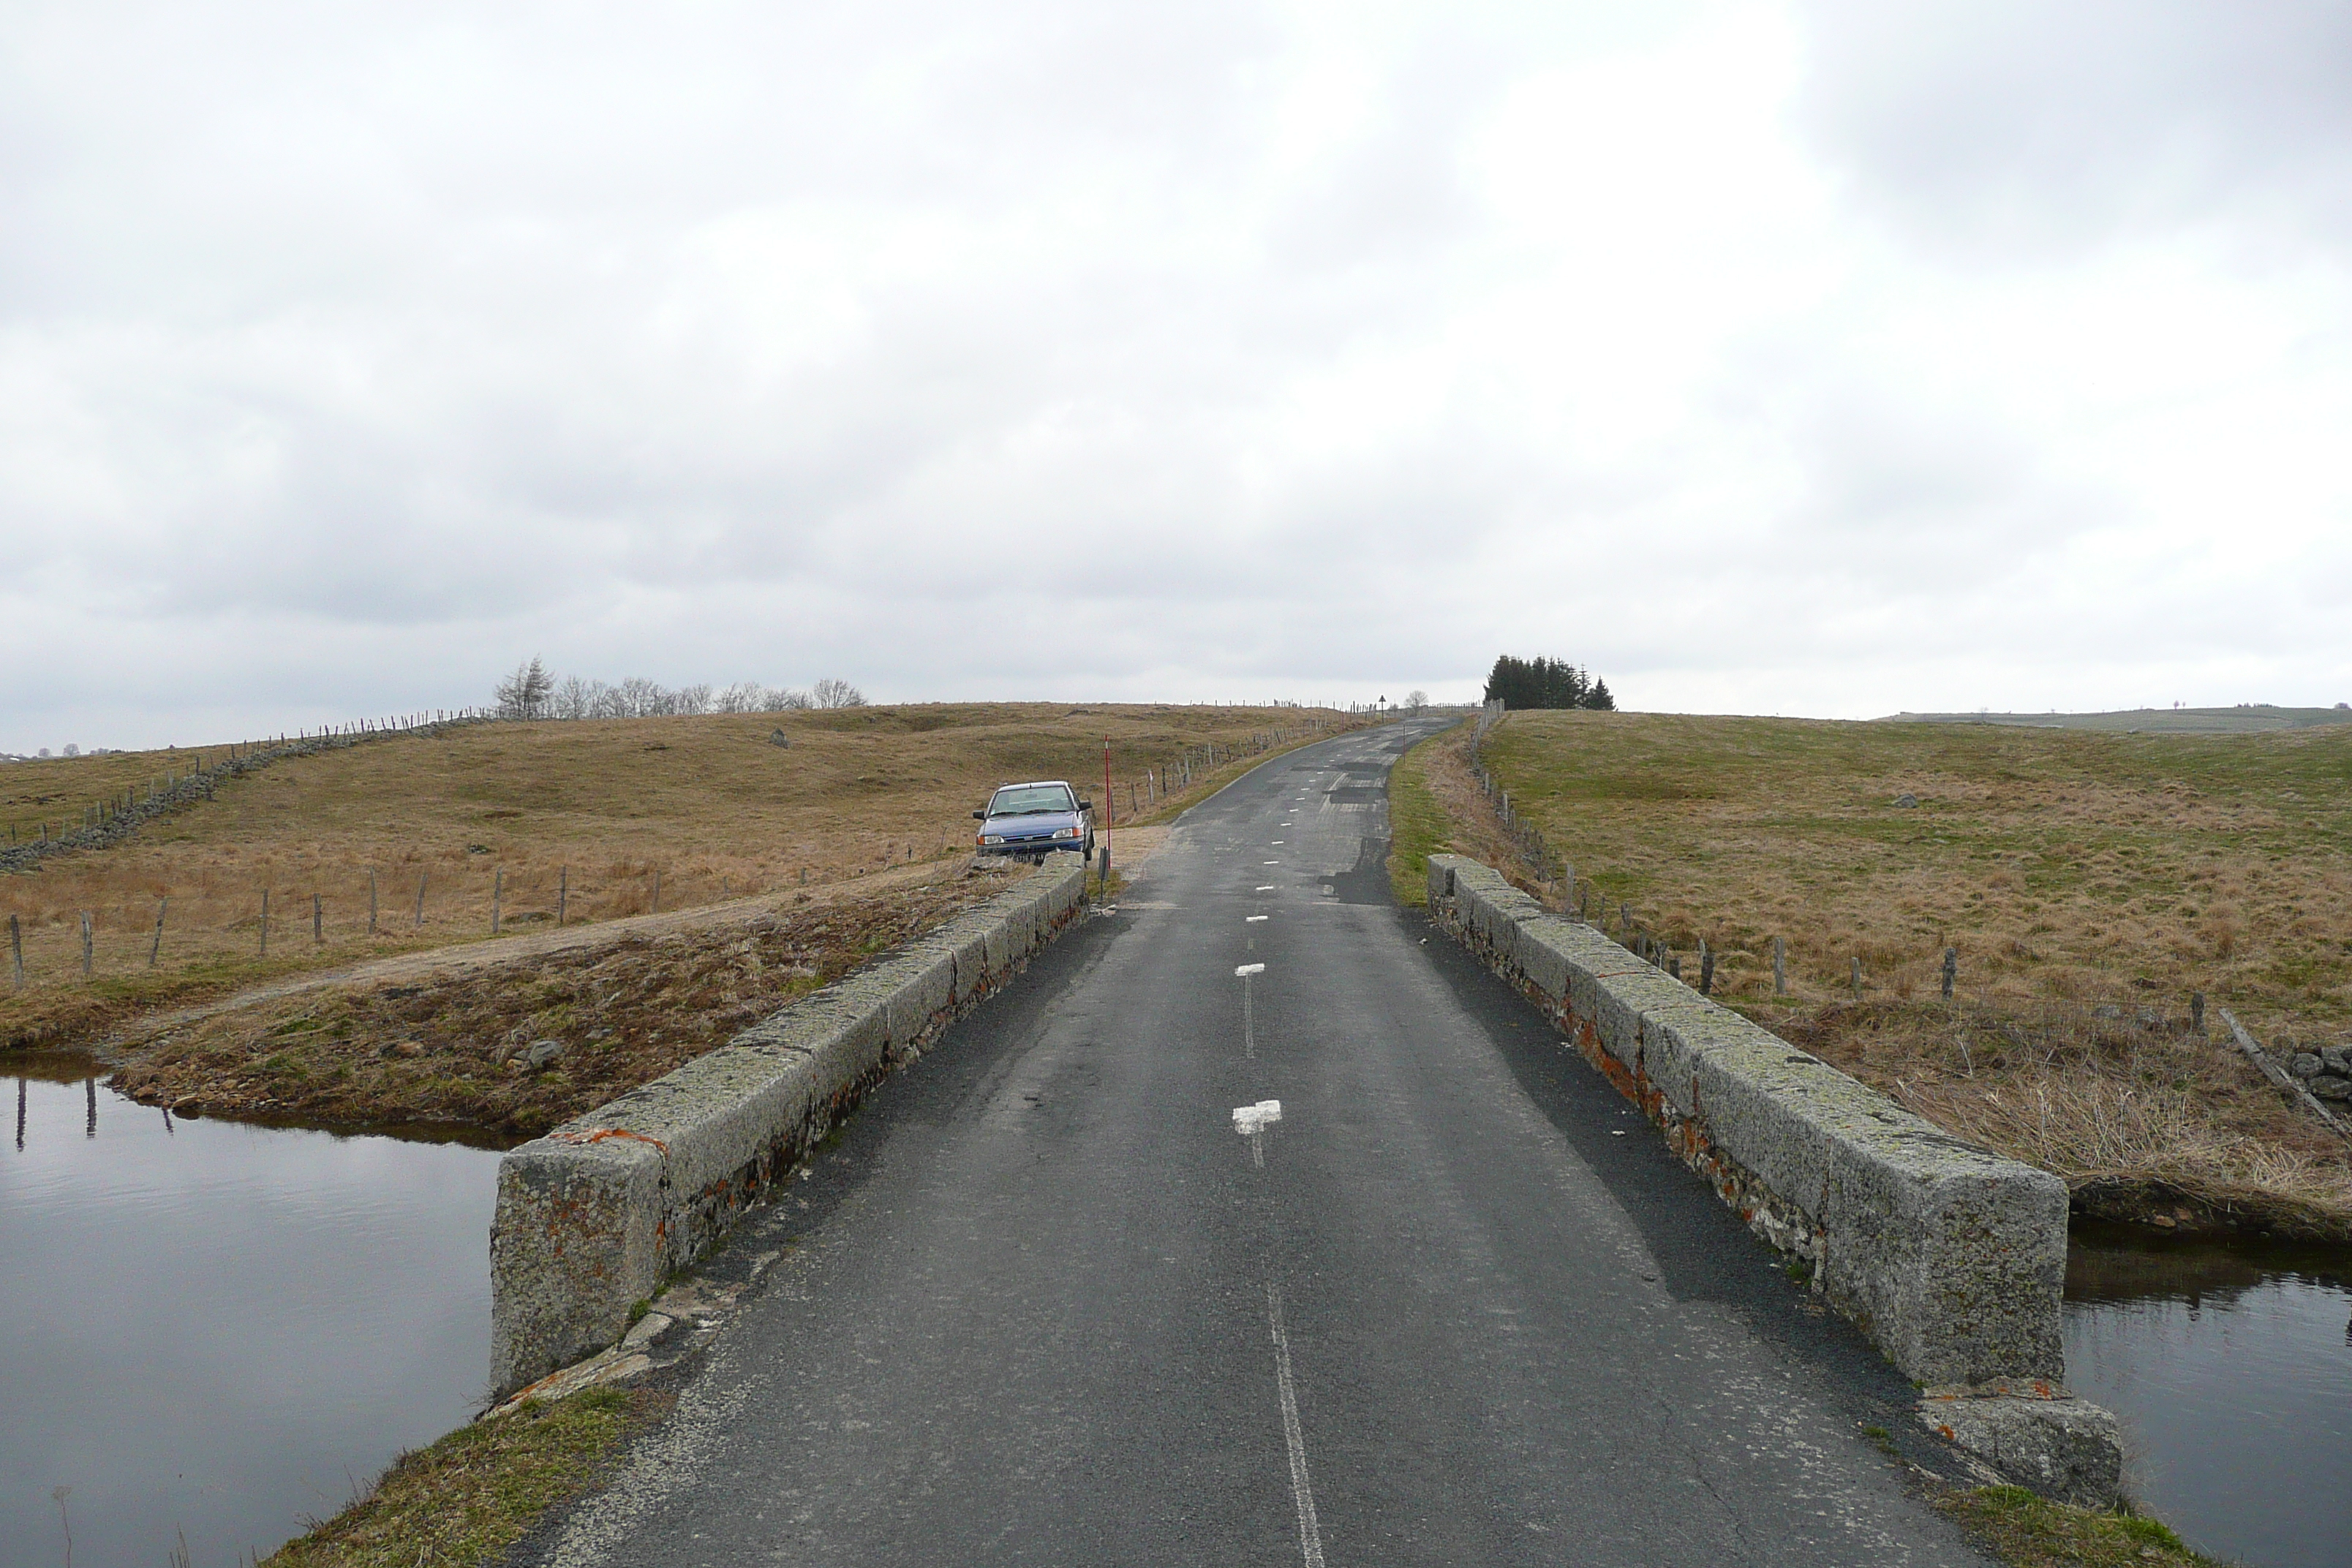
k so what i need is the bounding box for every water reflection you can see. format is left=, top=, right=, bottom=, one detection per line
left=2, top=1052, right=504, bottom=1567
left=2065, top=1221, right=2352, bottom=1568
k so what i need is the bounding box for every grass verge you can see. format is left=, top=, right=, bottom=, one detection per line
left=1934, top=1485, right=2219, bottom=1567
left=1386, top=723, right=1460, bottom=906
left=263, top=1387, right=658, bottom=1567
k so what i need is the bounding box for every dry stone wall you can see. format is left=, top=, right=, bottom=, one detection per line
left=1428, top=853, right=2125, bottom=1503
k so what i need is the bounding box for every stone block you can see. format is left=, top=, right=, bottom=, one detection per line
left=947, top=919, right=992, bottom=1003
left=489, top=1134, right=666, bottom=1397
left=1920, top=1392, right=2125, bottom=1508
left=981, top=913, right=1019, bottom=977
left=883, top=943, right=957, bottom=1050
left=1512, top=916, right=1578, bottom=1003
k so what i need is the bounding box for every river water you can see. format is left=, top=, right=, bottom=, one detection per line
left=3, top=1055, right=504, bottom=1567
left=2065, top=1221, right=2352, bottom=1568
left=10, top=1048, right=2348, bottom=1567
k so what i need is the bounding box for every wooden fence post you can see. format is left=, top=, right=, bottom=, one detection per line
left=557, top=867, right=568, bottom=927
left=150, top=900, right=167, bottom=968
left=650, top=870, right=660, bottom=914
left=313, top=893, right=323, bottom=944
left=415, top=871, right=428, bottom=927
left=80, top=911, right=93, bottom=976
left=9, top=913, right=20, bottom=985
left=1941, top=946, right=1957, bottom=1001
left=1698, top=940, right=1714, bottom=997
left=1772, top=936, right=1787, bottom=996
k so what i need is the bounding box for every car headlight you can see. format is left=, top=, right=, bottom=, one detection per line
left=1052, top=825, right=1079, bottom=839
left=981, top=834, right=1006, bottom=845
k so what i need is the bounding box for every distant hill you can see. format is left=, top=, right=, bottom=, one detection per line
left=1876, top=705, right=2352, bottom=734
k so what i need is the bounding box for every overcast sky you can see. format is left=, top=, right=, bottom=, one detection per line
left=4, top=0, right=2348, bottom=750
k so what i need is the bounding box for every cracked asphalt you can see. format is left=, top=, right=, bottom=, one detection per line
left=516, top=719, right=1989, bottom=1567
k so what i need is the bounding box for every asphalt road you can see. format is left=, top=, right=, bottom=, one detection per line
left=522, top=720, right=1987, bottom=1567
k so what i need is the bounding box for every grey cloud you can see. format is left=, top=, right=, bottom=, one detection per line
left=3, top=0, right=2348, bottom=750
left=1791, top=0, right=2352, bottom=256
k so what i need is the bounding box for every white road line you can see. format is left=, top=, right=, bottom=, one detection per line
left=1266, top=1284, right=1327, bottom=1568
left=1256, top=885, right=1275, bottom=892
left=1246, top=914, right=1268, bottom=922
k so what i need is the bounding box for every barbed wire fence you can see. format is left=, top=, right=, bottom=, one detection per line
left=1, top=709, right=496, bottom=876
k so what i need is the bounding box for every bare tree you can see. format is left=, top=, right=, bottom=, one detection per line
left=495, top=657, right=554, bottom=720
left=713, top=682, right=765, bottom=714
left=811, top=677, right=866, bottom=709
left=612, top=677, right=669, bottom=717
left=523, top=670, right=839, bottom=717
left=1405, top=689, right=1429, bottom=714
left=549, top=676, right=600, bottom=720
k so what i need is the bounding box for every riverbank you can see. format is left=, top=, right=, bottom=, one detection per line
left=262, top=1387, right=663, bottom=1567
left=1389, top=715, right=2352, bottom=1241
left=92, top=861, right=1028, bottom=1139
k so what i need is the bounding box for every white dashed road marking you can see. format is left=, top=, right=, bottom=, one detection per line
left=1265, top=1283, right=1327, bottom=1568
left=1233, top=1098, right=1281, bottom=1166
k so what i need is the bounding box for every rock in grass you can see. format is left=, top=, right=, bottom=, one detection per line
left=525, top=1039, right=566, bottom=1070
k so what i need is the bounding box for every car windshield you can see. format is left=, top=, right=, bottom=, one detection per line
left=988, top=785, right=1075, bottom=817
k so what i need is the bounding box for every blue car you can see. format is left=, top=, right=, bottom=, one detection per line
left=973, top=779, right=1095, bottom=862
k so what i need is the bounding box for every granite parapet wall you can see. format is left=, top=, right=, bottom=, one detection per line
left=1428, top=853, right=2068, bottom=1390
left=489, top=851, right=1090, bottom=1397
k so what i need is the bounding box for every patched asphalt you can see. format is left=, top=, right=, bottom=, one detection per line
left=514, top=719, right=1989, bottom=1567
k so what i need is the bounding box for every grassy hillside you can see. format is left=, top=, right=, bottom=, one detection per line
left=0, top=702, right=1349, bottom=1048
left=1425, top=710, right=2352, bottom=1231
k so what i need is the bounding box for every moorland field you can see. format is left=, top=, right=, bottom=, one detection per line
left=1396, top=710, right=2352, bottom=1232
left=1, top=702, right=1349, bottom=1130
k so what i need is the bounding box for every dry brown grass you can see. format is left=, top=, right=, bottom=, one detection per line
left=108, top=863, right=1026, bottom=1138
left=1, top=703, right=1352, bottom=1050
left=1447, top=711, right=2352, bottom=1232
